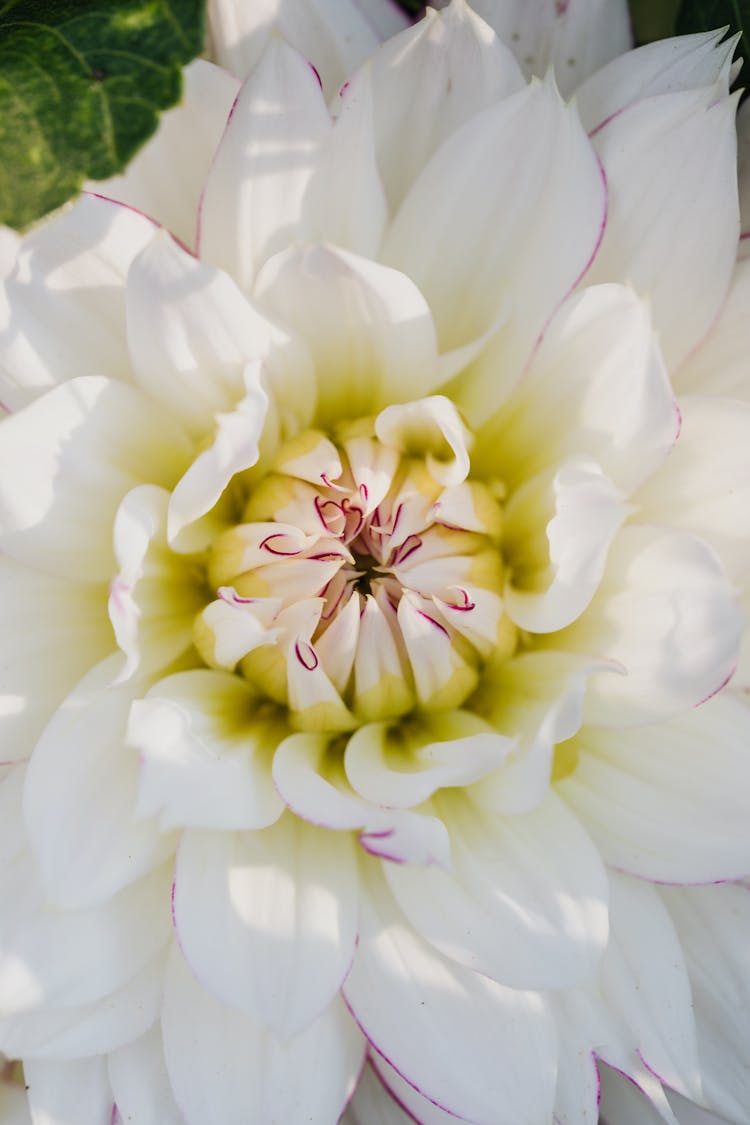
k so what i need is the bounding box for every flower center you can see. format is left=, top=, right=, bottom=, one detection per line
left=193, top=422, right=515, bottom=731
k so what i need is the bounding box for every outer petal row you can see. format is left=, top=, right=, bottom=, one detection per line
left=0, top=197, right=155, bottom=411
left=23, top=657, right=176, bottom=910
left=162, top=946, right=364, bottom=1125
left=172, top=817, right=358, bottom=1039
left=343, top=865, right=557, bottom=1125
left=0, top=377, right=191, bottom=583
left=588, top=84, right=739, bottom=370
left=384, top=73, right=606, bottom=389
left=207, top=0, right=408, bottom=98
left=559, top=694, right=750, bottom=885
left=90, top=61, right=240, bottom=250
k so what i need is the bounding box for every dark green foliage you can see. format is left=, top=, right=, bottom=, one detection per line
left=629, top=0, right=683, bottom=43
left=0, top=0, right=204, bottom=229
left=2, top=0, right=747, bottom=230
left=676, top=0, right=749, bottom=74
left=630, top=0, right=748, bottom=91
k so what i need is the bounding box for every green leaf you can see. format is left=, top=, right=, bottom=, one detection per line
left=0, top=0, right=205, bottom=230
left=629, top=0, right=682, bottom=43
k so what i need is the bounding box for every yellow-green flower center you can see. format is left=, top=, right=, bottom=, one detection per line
left=193, top=422, right=516, bottom=731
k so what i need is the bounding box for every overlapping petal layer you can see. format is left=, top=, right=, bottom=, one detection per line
left=0, top=3, right=748, bottom=1123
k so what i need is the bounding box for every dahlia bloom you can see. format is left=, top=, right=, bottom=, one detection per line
left=1, top=2, right=749, bottom=1123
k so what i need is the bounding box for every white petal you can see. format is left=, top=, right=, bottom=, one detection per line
left=739, top=96, right=750, bottom=245
left=636, top=395, right=750, bottom=581
left=358, top=810, right=452, bottom=869
left=194, top=589, right=282, bottom=672
left=342, top=1062, right=414, bottom=1125
left=469, top=650, right=597, bottom=816
left=254, top=243, right=440, bottom=424
left=127, top=231, right=274, bottom=438
left=0, top=196, right=155, bottom=411
left=306, top=67, right=387, bottom=258
left=128, top=669, right=285, bottom=831
left=370, top=1054, right=475, bottom=1124
left=476, top=282, right=678, bottom=493
left=162, top=945, right=364, bottom=1125
left=352, top=594, right=413, bottom=722
left=344, top=712, right=511, bottom=809
left=470, top=0, right=631, bottom=97
left=396, top=592, right=478, bottom=709
left=598, top=1064, right=675, bottom=1125
left=284, top=612, right=356, bottom=733
left=343, top=865, right=557, bottom=1125
left=560, top=524, right=741, bottom=726
left=587, top=86, right=739, bottom=370
left=660, top=883, right=750, bottom=1123
left=503, top=459, right=630, bottom=633
left=0, top=856, right=171, bottom=1014
left=375, top=395, right=471, bottom=487
left=273, top=732, right=374, bottom=829
left=552, top=990, right=680, bottom=1125
left=546, top=994, right=600, bottom=1125
left=736, top=586, right=750, bottom=691
left=0, top=559, right=112, bottom=761
left=24, top=1057, right=112, bottom=1125
left=668, top=1092, right=732, bottom=1125
left=432, top=586, right=507, bottom=657
left=167, top=366, right=269, bottom=543
left=207, top=0, right=404, bottom=98
left=429, top=478, right=503, bottom=538
left=271, top=735, right=453, bottom=864
left=199, top=37, right=331, bottom=289
left=677, top=257, right=750, bottom=400
left=0, top=765, right=26, bottom=862
left=110, top=485, right=205, bottom=680
left=384, top=789, right=607, bottom=990
left=0, top=377, right=191, bottom=583
left=108, top=1024, right=184, bottom=1125
left=0, top=955, right=165, bottom=1061
left=173, top=817, right=358, bottom=1038
left=577, top=30, right=736, bottom=132
left=602, top=872, right=701, bottom=1101
left=365, top=1, right=524, bottom=212
left=561, top=693, right=750, bottom=885
left=92, top=60, right=239, bottom=249
left=384, top=75, right=606, bottom=402
left=24, top=657, right=175, bottom=909
left=316, top=593, right=360, bottom=697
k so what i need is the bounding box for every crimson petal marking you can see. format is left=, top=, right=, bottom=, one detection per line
left=371, top=1053, right=474, bottom=1124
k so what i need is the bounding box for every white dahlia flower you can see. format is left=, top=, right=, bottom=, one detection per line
left=1, top=2, right=749, bottom=1123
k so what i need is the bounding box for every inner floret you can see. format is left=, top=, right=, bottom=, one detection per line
left=194, top=417, right=515, bottom=731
